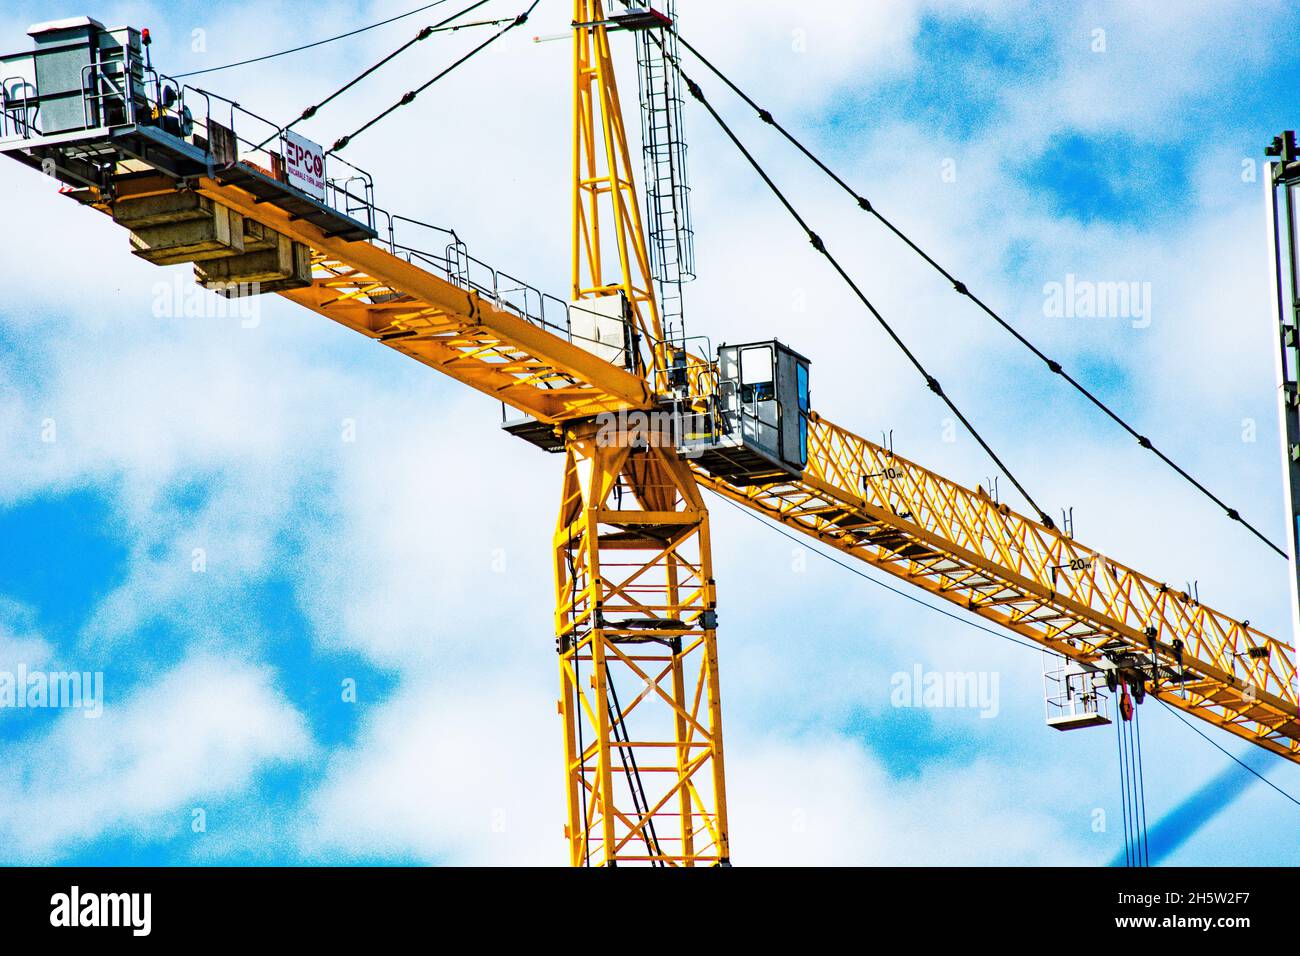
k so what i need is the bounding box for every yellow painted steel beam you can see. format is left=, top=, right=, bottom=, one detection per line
left=693, top=412, right=1300, bottom=763
left=185, top=179, right=656, bottom=424
left=555, top=421, right=729, bottom=866
left=76, top=173, right=656, bottom=424
left=572, top=0, right=665, bottom=376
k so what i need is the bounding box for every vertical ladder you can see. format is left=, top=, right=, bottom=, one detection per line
left=636, top=1, right=695, bottom=349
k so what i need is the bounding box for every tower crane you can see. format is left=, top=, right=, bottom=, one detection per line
left=1, top=5, right=1296, bottom=867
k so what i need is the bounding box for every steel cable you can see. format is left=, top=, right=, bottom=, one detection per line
left=661, top=45, right=1056, bottom=527
left=670, top=31, right=1284, bottom=558
left=327, top=0, right=541, bottom=155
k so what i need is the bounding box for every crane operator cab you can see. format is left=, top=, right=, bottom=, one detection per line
left=680, top=340, right=811, bottom=486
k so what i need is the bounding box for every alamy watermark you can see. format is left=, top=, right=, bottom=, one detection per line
left=50, top=886, right=150, bottom=936
left=1043, top=274, right=1151, bottom=329
left=594, top=408, right=707, bottom=457
left=152, top=275, right=262, bottom=327
left=0, top=665, right=103, bottom=718
left=891, top=665, right=1000, bottom=718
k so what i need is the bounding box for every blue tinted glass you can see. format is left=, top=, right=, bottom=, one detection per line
left=796, top=362, right=809, bottom=464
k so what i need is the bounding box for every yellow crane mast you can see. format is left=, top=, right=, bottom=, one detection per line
left=559, top=0, right=727, bottom=865
left=0, top=10, right=1295, bottom=867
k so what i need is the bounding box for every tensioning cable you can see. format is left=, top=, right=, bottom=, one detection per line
left=259, top=0, right=503, bottom=149
left=668, top=29, right=1284, bottom=559
left=655, top=39, right=1055, bottom=527
left=327, top=0, right=541, bottom=156
left=175, top=0, right=454, bottom=78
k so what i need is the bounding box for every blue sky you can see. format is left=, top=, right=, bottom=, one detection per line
left=1, top=0, right=1299, bottom=865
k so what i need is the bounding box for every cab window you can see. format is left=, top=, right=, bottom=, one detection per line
left=739, top=346, right=774, bottom=403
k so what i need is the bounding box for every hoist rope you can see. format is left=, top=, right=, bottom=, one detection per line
left=564, top=533, right=591, bottom=867
left=1116, top=707, right=1134, bottom=866
left=1116, top=699, right=1149, bottom=866
left=606, top=674, right=666, bottom=866
left=1134, top=702, right=1151, bottom=864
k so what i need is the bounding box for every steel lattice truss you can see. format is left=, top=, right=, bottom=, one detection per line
left=695, top=414, right=1300, bottom=762
left=555, top=426, right=728, bottom=865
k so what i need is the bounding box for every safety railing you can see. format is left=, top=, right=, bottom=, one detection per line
left=80, top=53, right=135, bottom=131
left=0, top=75, right=37, bottom=140
left=181, top=84, right=379, bottom=234
left=0, top=41, right=717, bottom=407
left=0, top=42, right=146, bottom=142
left=650, top=335, right=717, bottom=409
left=1043, top=653, right=1111, bottom=727
left=381, top=212, right=665, bottom=369
left=138, top=66, right=197, bottom=139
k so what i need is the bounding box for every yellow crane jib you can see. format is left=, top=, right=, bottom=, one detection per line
left=693, top=414, right=1300, bottom=763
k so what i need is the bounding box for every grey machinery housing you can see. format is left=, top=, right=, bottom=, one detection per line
left=3, top=18, right=146, bottom=139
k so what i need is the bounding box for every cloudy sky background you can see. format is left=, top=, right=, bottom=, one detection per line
left=1, top=0, right=1299, bottom=865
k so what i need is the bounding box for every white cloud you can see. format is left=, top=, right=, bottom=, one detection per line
left=301, top=681, right=1101, bottom=865
left=728, top=733, right=1094, bottom=866
left=301, top=670, right=560, bottom=865
left=0, top=654, right=314, bottom=862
